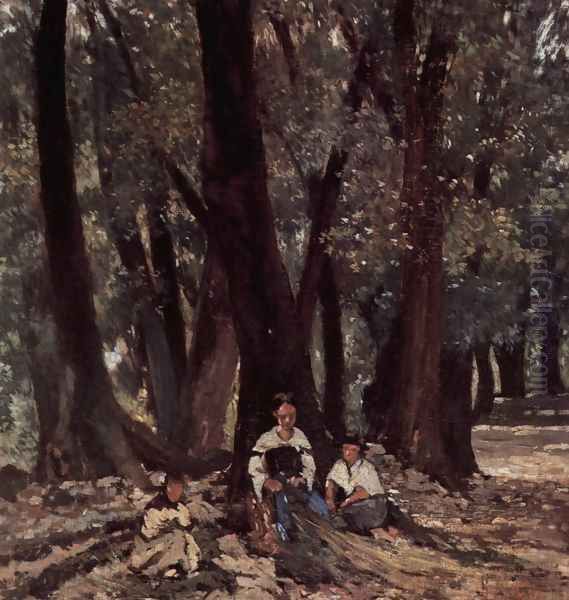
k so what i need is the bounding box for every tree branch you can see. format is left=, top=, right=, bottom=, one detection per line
left=269, top=14, right=300, bottom=86
left=96, top=0, right=145, bottom=99
left=161, top=153, right=210, bottom=232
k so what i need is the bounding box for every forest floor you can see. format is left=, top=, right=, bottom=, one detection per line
left=1, top=395, right=569, bottom=599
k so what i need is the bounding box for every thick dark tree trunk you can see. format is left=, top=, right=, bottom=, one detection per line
left=383, top=2, right=458, bottom=484
left=196, top=0, right=331, bottom=495
left=34, top=0, right=147, bottom=485
left=319, top=256, right=345, bottom=441
left=174, top=247, right=239, bottom=455
left=440, top=347, right=478, bottom=477
left=494, top=338, right=525, bottom=398
left=21, top=265, right=66, bottom=482
left=473, top=342, right=495, bottom=420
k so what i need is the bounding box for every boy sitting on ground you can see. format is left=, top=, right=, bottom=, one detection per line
left=130, top=472, right=201, bottom=578
left=325, top=435, right=399, bottom=540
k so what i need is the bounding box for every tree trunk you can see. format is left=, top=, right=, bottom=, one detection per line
left=319, top=255, right=345, bottom=441
left=87, top=7, right=179, bottom=439
left=174, top=247, right=239, bottom=455
left=296, top=13, right=380, bottom=343
left=546, top=309, right=565, bottom=395
left=546, top=276, right=565, bottom=395
left=297, top=148, right=348, bottom=341
left=145, top=183, right=187, bottom=384
left=494, top=339, right=525, bottom=398
left=440, top=347, right=478, bottom=477
left=34, top=0, right=148, bottom=485
left=20, top=265, right=66, bottom=481
left=473, top=342, right=495, bottom=420
left=196, top=0, right=331, bottom=495
left=383, top=2, right=458, bottom=484
left=362, top=315, right=402, bottom=441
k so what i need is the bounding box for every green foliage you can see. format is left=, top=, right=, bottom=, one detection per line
left=0, top=0, right=568, bottom=470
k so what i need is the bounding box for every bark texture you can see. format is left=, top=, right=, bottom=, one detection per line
left=196, top=0, right=331, bottom=493
left=174, top=247, right=239, bottom=455
left=34, top=0, right=147, bottom=485
left=383, top=1, right=462, bottom=483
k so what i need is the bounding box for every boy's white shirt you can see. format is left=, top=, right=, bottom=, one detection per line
left=248, top=426, right=316, bottom=500
left=326, top=458, right=384, bottom=497
left=141, top=502, right=191, bottom=540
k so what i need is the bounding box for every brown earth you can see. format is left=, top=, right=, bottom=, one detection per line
left=1, top=400, right=569, bottom=599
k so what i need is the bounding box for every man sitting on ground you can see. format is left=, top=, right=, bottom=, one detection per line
left=325, top=435, right=398, bottom=539
left=130, top=472, right=201, bottom=578
left=248, top=393, right=329, bottom=543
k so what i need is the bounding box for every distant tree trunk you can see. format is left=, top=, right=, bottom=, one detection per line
left=440, top=347, right=478, bottom=476
left=546, top=275, right=565, bottom=395
left=466, top=75, right=501, bottom=421
left=319, top=256, right=345, bottom=441
left=196, top=0, right=331, bottom=495
left=362, top=311, right=402, bottom=441
left=494, top=339, right=525, bottom=398
left=86, top=8, right=179, bottom=439
left=174, top=247, right=239, bottom=455
left=546, top=311, right=564, bottom=394
left=34, top=0, right=147, bottom=485
left=383, top=2, right=460, bottom=484
left=473, top=342, right=495, bottom=420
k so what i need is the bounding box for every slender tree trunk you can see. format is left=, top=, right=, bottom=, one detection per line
left=440, top=347, right=478, bottom=476
left=292, top=22, right=385, bottom=441
left=297, top=148, right=348, bottom=341
left=546, top=310, right=565, bottom=394
left=361, top=305, right=402, bottom=441
left=383, top=1, right=458, bottom=484
left=34, top=0, right=147, bottom=485
left=174, top=247, right=239, bottom=455
left=473, top=342, right=495, bottom=420
left=296, top=13, right=380, bottom=343
left=319, top=256, right=345, bottom=441
left=196, top=0, right=331, bottom=495
left=546, top=276, right=565, bottom=395
left=87, top=6, right=179, bottom=438
left=495, top=338, right=525, bottom=398
left=145, top=183, right=187, bottom=384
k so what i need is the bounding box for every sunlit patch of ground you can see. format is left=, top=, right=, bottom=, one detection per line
left=474, top=424, right=569, bottom=482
